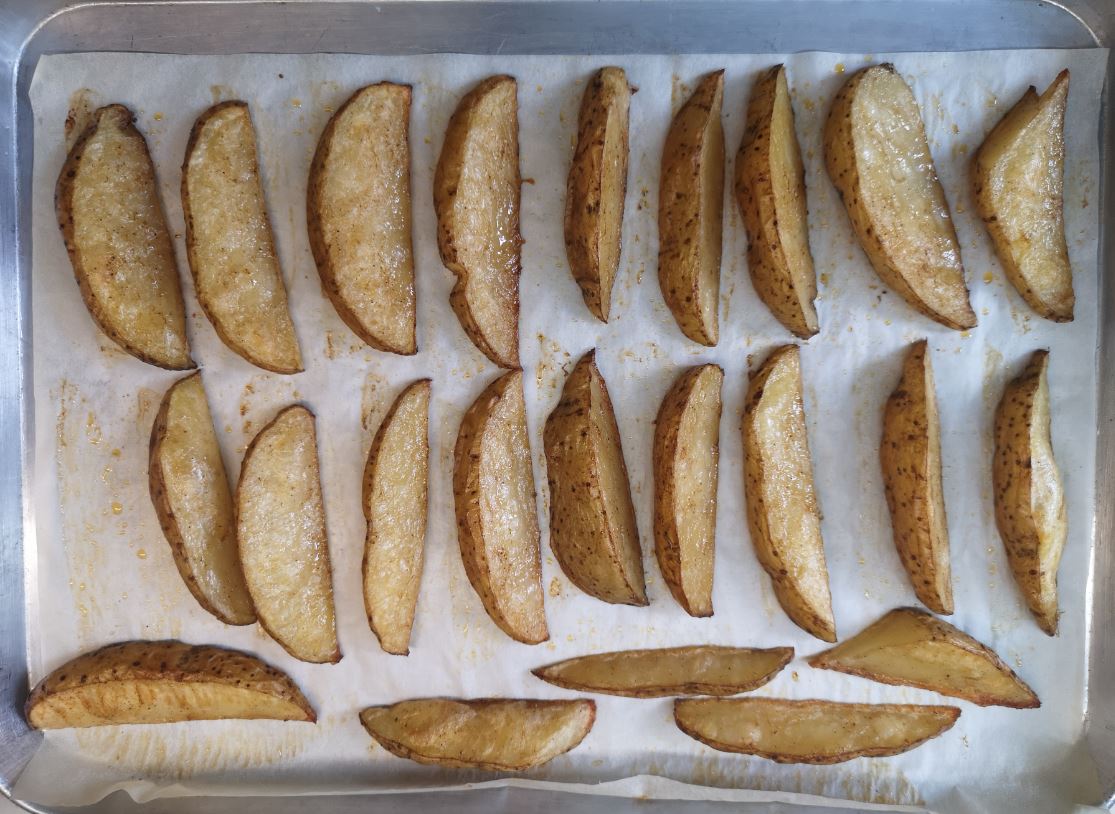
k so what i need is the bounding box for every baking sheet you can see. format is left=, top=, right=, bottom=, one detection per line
left=15, top=48, right=1107, bottom=814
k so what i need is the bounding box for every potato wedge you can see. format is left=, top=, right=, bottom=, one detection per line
left=809, top=607, right=1039, bottom=708
left=545, top=350, right=646, bottom=605
left=564, top=66, right=631, bottom=322
left=532, top=645, right=792, bottom=698
left=742, top=345, right=835, bottom=641
left=149, top=372, right=255, bottom=626
left=658, top=70, right=725, bottom=346
left=454, top=371, right=548, bottom=643
left=735, top=65, right=819, bottom=339
left=26, top=640, right=314, bottom=728
left=993, top=350, right=1067, bottom=635
left=973, top=71, right=1073, bottom=322
left=825, top=64, right=976, bottom=330
left=675, top=698, right=959, bottom=764
left=880, top=340, right=953, bottom=615
left=56, top=104, right=192, bottom=370
left=182, top=101, right=303, bottom=374
left=434, top=75, right=522, bottom=368
left=308, top=82, right=417, bottom=354
left=360, top=698, right=595, bottom=771
left=653, top=364, right=723, bottom=616
left=237, top=405, right=340, bottom=663
left=363, top=379, right=431, bottom=655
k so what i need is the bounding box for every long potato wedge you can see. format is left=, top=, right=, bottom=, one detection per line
left=308, top=82, right=417, bottom=354
left=56, top=104, right=192, bottom=370
left=26, top=641, right=314, bottom=728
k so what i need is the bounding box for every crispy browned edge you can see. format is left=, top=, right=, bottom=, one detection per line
left=55, top=103, right=194, bottom=371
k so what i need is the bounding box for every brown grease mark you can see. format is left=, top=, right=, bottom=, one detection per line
left=64, top=89, right=98, bottom=151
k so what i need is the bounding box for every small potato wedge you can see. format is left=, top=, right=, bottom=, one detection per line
left=993, top=350, right=1067, bottom=635
left=360, top=698, right=595, bottom=770
left=735, top=64, right=819, bottom=339
left=182, top=101, right=303, bottom=374
left=149, top=372, right=255, bottom=626
left=237, top=405, right=340, bottom=663
left=880, top=340, right=953, bottom=615
left=363, top=379, right=431, bottom=655
left=675, top=698, right=959, bottom=764
left=26, top=640, right=314, bottom=728
left=742, top=345, right=835, bottom=641
left=56, top=104, right=192, bottom=370
left=809, top=607, right=1039, bottom=708
left=308, top=82, right=417, bottom=354
left=454, top=371, right=548, bottom=644
left=659, top=70, right=725, bottom=346
left=545, top=350, right=646, bottom=606
left=973, top=71, right=1073, bottom=322
left=564, top=66, right=631, bottom=322
left=434, top=75, right=522, bottom=368
left=653, top=364, right=723, bottom=616
left=825, top=64, right=976, bottom=330
left=531, top=645, right=792, bottom=698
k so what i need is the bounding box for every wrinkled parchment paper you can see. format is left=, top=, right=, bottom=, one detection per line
left=17, top=49, right=1108, bottom=814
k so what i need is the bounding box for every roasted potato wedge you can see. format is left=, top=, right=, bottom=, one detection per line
left=659, top=70, right=725, bottom=346
left=308, top=82, right=417, bottom=354
left=182, top=101, right=303, bottom=374
left=532, top=645, right=792, bottom=698
left=742, top=345, right=835, bottom=641
left=653, top=364, right=723, bottom=616
left=360, top=698, right=594, bottom=770
left=56, top=104, right=192, bottom=370
left=973, top=71, right=1073, bottom=322
left=675, top=698, right=959, bottom=764
left=880, top=340, right=953, bottom=614
left=545, top=350, right=646, bottom=605
left=735, top=65, right=819, bottom=339
left=149, top=372, right=255, bottom=626
left=363, top=379, right=431, bottom=655
left=26, top=640, right=314, bottom=728
left=825, top=64, right=976, bottom=330
left=809, top=607, right=1039, bottom=708
left=237, top=405, right=340, bottom=663
left=434, top=75, right=522, bottom=368
left=993, top=350, right=1067, bottom=635
left=564, top=66, right=631, bottom=323
left=454, top=371, right=548, bottom=643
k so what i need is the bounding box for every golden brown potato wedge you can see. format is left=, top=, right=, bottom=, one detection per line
left=973, top=71, right=1073, bottom=322
left=545, top=350, right=646, bottom=605
left=653, top=364, right=723, bottom=616
left=360, top=698, right=594, bottom=770
left=659, top=70, right=725, bottom=346
left=56, top=104, right=192, bottom=370
left=308, top=82, right=417, bottom=354
left=237, top=405, right=340, bottom=663
left=363, top=380, right=431, bottom=655
left=149, top=372, right=255, bottom=626
left=742, top=345, right=835, bottom=641
left=993, top=350, right=1067, bottom=635
left=675, top=698, right=959, bottom=764
left=532, top=645, right=792, bottom=698
left=735, top=65, right=819, bottom=339
left=454, top=371, right=548, bottom=643
left=825, top=64, right=976, bottom=330
left=880, top=340, right=953, bottom=615
left=26, top=640, right=314, bottom=728
left=564, top=66, right=631, bottom=323
left=809, top=607, right=1040, bottom=708
left=182, top=101, right=303, bottom=374
left=434, top=75, right=522, bottom=368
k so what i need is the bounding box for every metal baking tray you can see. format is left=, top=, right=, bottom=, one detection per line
left=2, top=1, right=1113, bottom=811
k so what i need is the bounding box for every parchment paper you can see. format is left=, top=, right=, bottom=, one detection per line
left=16, top=48, right=1108, bottom=814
